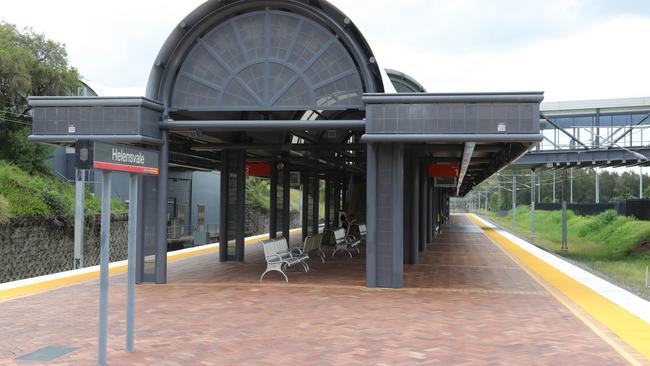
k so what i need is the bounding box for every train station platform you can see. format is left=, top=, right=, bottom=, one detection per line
left=0, top=215, right=648, bottom=365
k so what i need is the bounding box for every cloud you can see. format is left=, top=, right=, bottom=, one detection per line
left=1, top=0, right=648, bottom=101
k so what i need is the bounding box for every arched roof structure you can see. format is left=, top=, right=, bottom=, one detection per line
left=146, top=0, right=385, bottom=114
left=385, top=69, right=427, bottom=93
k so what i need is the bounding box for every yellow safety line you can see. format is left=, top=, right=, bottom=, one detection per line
left=0, top=228, right=303, bottom=302
left=467, top=214, right=650, bottom=363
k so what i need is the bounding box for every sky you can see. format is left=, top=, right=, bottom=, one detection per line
left=1, top=0, right=650, bottom=102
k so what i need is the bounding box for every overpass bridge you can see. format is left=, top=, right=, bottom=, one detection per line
left=515, top=97, right=650, bottom=169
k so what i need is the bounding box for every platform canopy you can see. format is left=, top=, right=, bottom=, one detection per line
left=27, top=0, right=544, bottom=288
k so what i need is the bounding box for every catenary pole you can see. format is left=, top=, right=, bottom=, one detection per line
left=531, top=170, right=535, bottom=234
left=512, top=175, right=516, bottom=225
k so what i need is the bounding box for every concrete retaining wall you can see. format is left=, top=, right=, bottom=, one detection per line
left=0, top=215, right=128, bottom=283
left=1, top=206, right=303, bottom=283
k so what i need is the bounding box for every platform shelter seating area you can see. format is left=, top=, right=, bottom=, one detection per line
left=260, top=224, right=366, bottom=282
left=260, top=237, right=309, bottom=282
left=290, top=234, right=326, bottom=263
left=331, top=228, right=361, bottom=258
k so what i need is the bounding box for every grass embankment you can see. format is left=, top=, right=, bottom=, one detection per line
left=0, top=161, right=126, bottom=222
left=480, top=207, right=650, bottom=299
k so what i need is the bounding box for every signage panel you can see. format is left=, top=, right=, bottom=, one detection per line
left=246, top=163, right=271, bottom=178
left=76, top=141, right=160, bottom=175
left=428, top=164, right=459, bottom=178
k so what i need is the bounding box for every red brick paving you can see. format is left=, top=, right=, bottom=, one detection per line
left=0, top=215, right=639, bottom=365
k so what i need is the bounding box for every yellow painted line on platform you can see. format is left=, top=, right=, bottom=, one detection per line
left=467, top=214, right=650, bottom=363
left=0, top=228, right=303, bottom=302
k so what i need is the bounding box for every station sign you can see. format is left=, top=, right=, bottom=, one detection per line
left=246, top=163, right=271, bottom=178
left=75, top=140, right=160, bottom=175
left=428, top=163, right=459, bottom=178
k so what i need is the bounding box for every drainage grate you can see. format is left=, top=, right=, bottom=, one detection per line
left=17, top=346, right=76, bottom=361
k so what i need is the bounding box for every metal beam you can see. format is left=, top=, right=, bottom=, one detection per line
left=363, top=92, right=544, bottom=104
left=541, top=115, right=589, bottom=150
left=29, top=134, right=163, bottom=146
left=361, top=134, right=542, bottom=143
left=608, top=112, right=650, bottom=148
left=161, top=120, right=366, bottom=131
left=457, top=142, right=476, bottom=195
left=190, top=143, right=365, bottom=151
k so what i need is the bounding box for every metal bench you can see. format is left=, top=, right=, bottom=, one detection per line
left=290, top=233, right=326, bottom=263
left=358, top=224, right=367, bottom=241
left=260, top=237, right=309, bottom=282
left=331, top=228, right=360, bottom=258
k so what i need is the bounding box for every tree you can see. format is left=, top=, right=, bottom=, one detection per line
left=0, top=22, right=79, bottom=174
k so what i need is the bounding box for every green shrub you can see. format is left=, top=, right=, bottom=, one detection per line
left=0, top=194, right=9, bottom=224
left=577, top=210, right=618, bottom=237
left=0, top=160, right=125, bottom=219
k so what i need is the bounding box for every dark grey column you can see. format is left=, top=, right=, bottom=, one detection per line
left=419, top=163, right=427, bottom=250
left=334, top=177, right=341, bottom=227
left=324, top=176, right=331, bottom=230
left=312, top=172, right=319, bottom=235
left=269, top=163, right=278, bottom=239
left=342, top=179, right=349, bottom=212
left=155, top=131, right=169, bottom=284
left=219, top=151, right=229, bottom=262
left=301, top=171, right=309, bottom=240
left=366, top=143, right=404, bottom=288
left=411, top=161, right=419, bottom=263
left=235, top=150, right=246, bottom=262
left=403, top=151, right=413, bottom=264
left=366, top=144, right=377, bottom=287
left=282, top=162, right=291, bottom=240
left=135, top=175, right=144, bottom=284
left=129, top=176, right=145, bottom=283
left=428, top=181, right=434, bottom=240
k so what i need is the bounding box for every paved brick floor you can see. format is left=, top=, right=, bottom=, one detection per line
left=0, top=215, right=639, bottom=365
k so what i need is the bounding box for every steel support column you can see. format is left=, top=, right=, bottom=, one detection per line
left=219, top=151, right=229, bottom=262
left=155, top=131, right=168, bottom=283
left=126, top=174, right=138, bottom=352
left=419, top=162, right=427, bottom=251
left=640, top=167, right=644, bottom=199
left=537, top=171, right=541, bottom=203
left=410, top=158, right=419, bottom=264
left=531, top=170, right=535, bottom=234
left=596, top=168, right=600, bottom=203
left=235, top=150, right=246, bottom=262
left=324, top=175, right=331, bottom=229
left=403, top=152, right=413, bottom=264
left=561, top=169, right=568, bottom=252
left=426, top=181, right=436, bottom=243
left=333, top=177, right=341, bottom=227
left=512, top=174, right=517, bottom=225
left=98, top=170, right=111, bottom=365
left=269, top=163, right=278, bottom=238
left=553, top=171, right=556, bottom=203
left=312, top=171, right=319, bottom=235
left=366, top=143, right=377, bottom=287
left=282, top=162, right=291, bottom=240
left=301, top=172, right=309, bottom=241
left=366, top=143, right=403, bottom=288
left=570, top=168, right=574, bottom=203
left=135, top=175, right=145, bottom=284
left=74, top=169, right=85, bottom=269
